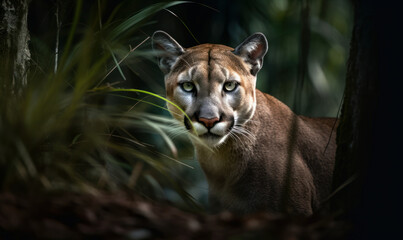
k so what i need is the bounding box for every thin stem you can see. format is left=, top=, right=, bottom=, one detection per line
left=97, top=36, right=150, bottom=87
left=97, top=0, right=103, bottom=30
left=54, top=1, right=61, bottom=73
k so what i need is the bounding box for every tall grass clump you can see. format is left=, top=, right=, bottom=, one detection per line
left=0, top=0, right=199, bottom=209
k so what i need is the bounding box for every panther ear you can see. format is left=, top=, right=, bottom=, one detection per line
left=233, top=33, right=268, bottom=76
left=152, top=31, right=185, bottom=74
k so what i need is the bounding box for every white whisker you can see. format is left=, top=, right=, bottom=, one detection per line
left=229, top=130, right=242, bottom=143
left=231, top=125, right=256, bottom=145
left=230, top=127, right=246, bottom=148
left=229, top=131, right=246, bottom=150
left=236, top=118, right=258, bottom=124
left=238, top=128, right=255, bottom=141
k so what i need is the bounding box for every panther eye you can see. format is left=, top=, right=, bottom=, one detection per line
left=181, top=82, right=195, bottom=92
left=223, top=81, right=238, bottom=92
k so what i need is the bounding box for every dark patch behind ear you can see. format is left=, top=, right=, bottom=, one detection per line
left=152, top=31, right=185, bottom=74
left=233, top=33, right=268, bottom=76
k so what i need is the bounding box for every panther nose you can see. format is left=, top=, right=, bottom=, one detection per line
left=198, top=117, right=220, bottom=129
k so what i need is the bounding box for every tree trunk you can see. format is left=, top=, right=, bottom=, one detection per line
left=0, top=0, right=30, bottom=94
left=331, top=0, right=402, bottom=239
left=331, top=0, right=378, bottom=216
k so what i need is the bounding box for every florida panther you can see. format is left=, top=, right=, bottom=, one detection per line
left=152, top=31, right=337, bottom=215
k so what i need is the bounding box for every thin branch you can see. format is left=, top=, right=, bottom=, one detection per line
left=323, top=91, right=344, bottom=154
left=293, top=0, right=310, bottom=114
left=54, top=1, right=62, bottom=73
left=164, top=9, right=199, bottom=44
left=97, top=0, right=103, bottom=30
left=97, top=36, right=150, bottom=87
left=322, top=173, right=358, bottom=204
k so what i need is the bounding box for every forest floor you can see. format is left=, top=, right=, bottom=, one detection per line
left=0, top=192, right=351, bottom=239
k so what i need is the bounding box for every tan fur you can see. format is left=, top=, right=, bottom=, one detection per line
left=152, top=31, right=337, bottom=215
left=199, top=91, right=337, bottom=214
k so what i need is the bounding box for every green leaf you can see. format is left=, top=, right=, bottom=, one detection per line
left=107, top=45, right=127, bottom=81
left=100, top=88, right=196, bottom=134
left=108, top=1, right=189, bottom=40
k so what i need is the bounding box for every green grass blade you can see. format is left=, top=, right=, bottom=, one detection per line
left=108, top=1, right=189, bottom=40
left=107, top=45, right=126, bottom=81
left=98, top=37, right=150, bottom=87
left=15, top=138, right=37, bottom=177
left=58, top=0, right=82, bottom=70
left=95, top=88, right=196, bottom=134
left=142, top=119, right=178, bottom=158
left=164, top=9, right=199, bottom=44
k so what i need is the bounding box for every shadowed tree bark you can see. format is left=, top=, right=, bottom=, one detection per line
left=331, top=0, right=402, bottom=239
left=0, top=0, right=30, bottom=94
left=331, top=0, right=378, bottom=217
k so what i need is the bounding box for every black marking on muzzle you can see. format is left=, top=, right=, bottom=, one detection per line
left=229, top=116, right=235, bottom=130
left=184, top=117, right=192, bottom=130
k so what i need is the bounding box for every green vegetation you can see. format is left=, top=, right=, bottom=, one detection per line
left=0, top=0, right=201, bottom=210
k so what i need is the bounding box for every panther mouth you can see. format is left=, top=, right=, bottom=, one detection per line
left=198, top=132, right=229, bottom=147
left=184, top=116, right=234, bottom=132
left=195, top=124, right=234, bottom=146
left=183, top=116, right=234, bottom=146
left=199, top=132, right=223, bottom=138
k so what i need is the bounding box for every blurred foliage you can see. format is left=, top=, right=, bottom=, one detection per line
left=1, top=0, right=352, bottom=211
left=1, top=0, right=200, bottom=211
